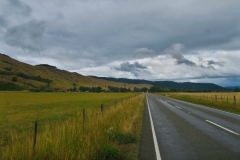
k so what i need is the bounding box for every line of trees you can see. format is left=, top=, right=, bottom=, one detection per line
left=68, top=86, right=150, bottom=92
left=0, top=82, right=23, bottom=91
left=234, top=88, right=240, bottom=92
left=16, top=73, right=52, bottom=86
left=79, top=86, right=102, bottom=92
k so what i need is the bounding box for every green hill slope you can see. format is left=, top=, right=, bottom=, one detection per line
left=0, top=53, right=151, bottom=91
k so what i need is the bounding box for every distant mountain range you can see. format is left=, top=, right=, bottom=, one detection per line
left=91, top=76, right=226, bottom=91
left=225, top=86, right=240, bottom=90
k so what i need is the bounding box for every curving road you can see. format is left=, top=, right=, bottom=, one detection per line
left=139, top=93, right=240, bottom=160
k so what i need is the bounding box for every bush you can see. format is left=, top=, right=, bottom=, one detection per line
left=12, top=77, right=18, bottom=82
left=98, top=146, right=123, bottom=160
left=107, top=128, right=136, bottom=144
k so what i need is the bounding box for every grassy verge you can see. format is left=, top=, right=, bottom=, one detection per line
left=0, top=93, right=144, bottom=159
left=158, top=93, right=240, bottom=115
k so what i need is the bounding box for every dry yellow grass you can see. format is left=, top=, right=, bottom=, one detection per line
left=159, top=92, right=240, bottom=114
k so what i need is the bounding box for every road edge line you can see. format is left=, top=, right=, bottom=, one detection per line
left=146, top=94, right=161, bottom=160
left=206, top=120, right=240, bottom=136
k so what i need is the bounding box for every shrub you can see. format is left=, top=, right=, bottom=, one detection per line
left=107, top=128, right=136, bottom=144
left=12, top=77, right=18, bottom=82
left=98, top=146, right=123, bottom=160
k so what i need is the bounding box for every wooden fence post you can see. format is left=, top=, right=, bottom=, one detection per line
left=33, top=121, right=38, bottom=150
left=115, top=100, right=116, bottom=108
left=215, top=95, right=217, bottom=101
left=227, top=96, right=228, bottom=102
left=83, top=108, right=85, bottom=130
left=101, top=104, right=104, bottom=116
left=234, top=96, right=236, bottom=105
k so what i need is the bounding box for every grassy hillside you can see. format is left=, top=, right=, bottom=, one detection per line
left=0, top=54, right=151, bottom=91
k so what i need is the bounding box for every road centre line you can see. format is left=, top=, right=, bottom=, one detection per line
left=159, top=99, right=182, bottom=110
left=206, top=120, right=240, bottom=136
left=175, top=106, right=181, bottom=109
left=146, top=95, right=162, bottom=160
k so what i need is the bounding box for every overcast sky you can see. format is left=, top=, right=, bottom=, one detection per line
left=1, top=0, right=240, bottom=87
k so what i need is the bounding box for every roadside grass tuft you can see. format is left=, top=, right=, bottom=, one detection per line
left=98, top=145, right=123, bottom=160
left=108, top=129, right=136, bottom=144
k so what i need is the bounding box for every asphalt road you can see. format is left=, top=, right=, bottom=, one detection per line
left=139, top=93, right=240, bottom=160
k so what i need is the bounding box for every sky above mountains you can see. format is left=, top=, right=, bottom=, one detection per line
left=0, top=0, right=240, bottom=86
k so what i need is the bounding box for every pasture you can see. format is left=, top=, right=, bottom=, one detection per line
left=0, top=92, right=143, bottom=159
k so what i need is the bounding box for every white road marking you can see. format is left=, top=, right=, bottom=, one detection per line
left=175, top=106, right=181, bottom=109
left=206, top=120, right=240, bottom=136
left=146, top=95, right=162, bottom=160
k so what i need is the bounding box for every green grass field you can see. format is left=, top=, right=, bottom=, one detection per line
left=0, top=92, right=144, bottom=159
left=0, top=92, right=135, bottom=133
left=158, top=92, right=240, bottom=114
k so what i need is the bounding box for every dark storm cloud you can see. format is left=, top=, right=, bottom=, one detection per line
left=115, top=61, right=148, bottom=77
left=4, top=20, right=45, bottom=51
left=0, top=0, right=240, bottom=86
left=8, top=0, right=32, bottom=16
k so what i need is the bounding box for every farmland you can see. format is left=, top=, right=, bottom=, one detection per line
left=158, top=92, right=240, bottom=114
left=0, top=92, right=144, bottom=159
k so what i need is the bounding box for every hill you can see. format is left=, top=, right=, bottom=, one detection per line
left=0, top=53, right=151, bottom=91
left=91, top=76, right=226, bottom=91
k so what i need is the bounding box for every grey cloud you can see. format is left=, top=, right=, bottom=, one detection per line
left=4, top=20, right=45, bottom=51
left=199, top=64, right=215, bottom=70
left=155, top=75, right=240, bottom=82
left=207, top=60, right=224, bottom=67
left=0, top=16, right=7, bottom=27
left=134, top=47, right=155, bottom=56
left=0, top=0, right=240, bottom=86
left=164, top=43, right=197, bottom=67
left=177, top=58, right=196, bottom=66
left=8, top=0, right=32, bottom=16
left=115, top=61, right=148, bottom=77
left=163, top=44, right=225, bottom=69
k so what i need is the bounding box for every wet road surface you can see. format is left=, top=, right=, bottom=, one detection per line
left=139, top=93, right=240, bottom=160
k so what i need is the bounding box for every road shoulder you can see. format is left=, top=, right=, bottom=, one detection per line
left=138, top=95, right=156, bottom=160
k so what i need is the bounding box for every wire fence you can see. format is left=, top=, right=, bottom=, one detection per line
left=165, top=93, right=239, bottom=105
left=0, top=93, right=142, bottom=151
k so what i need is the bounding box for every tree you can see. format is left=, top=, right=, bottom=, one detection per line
left=73, top=86, right=77, bottom=92
left=234, top=88, right=240, bottom=92
left=141, top=87, right=148, bottom=92
left=96, top=86, right=102, bottom=92
left=12, top=77, right=18, bottom=82
left=170, top=88, right=178, bottom=92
